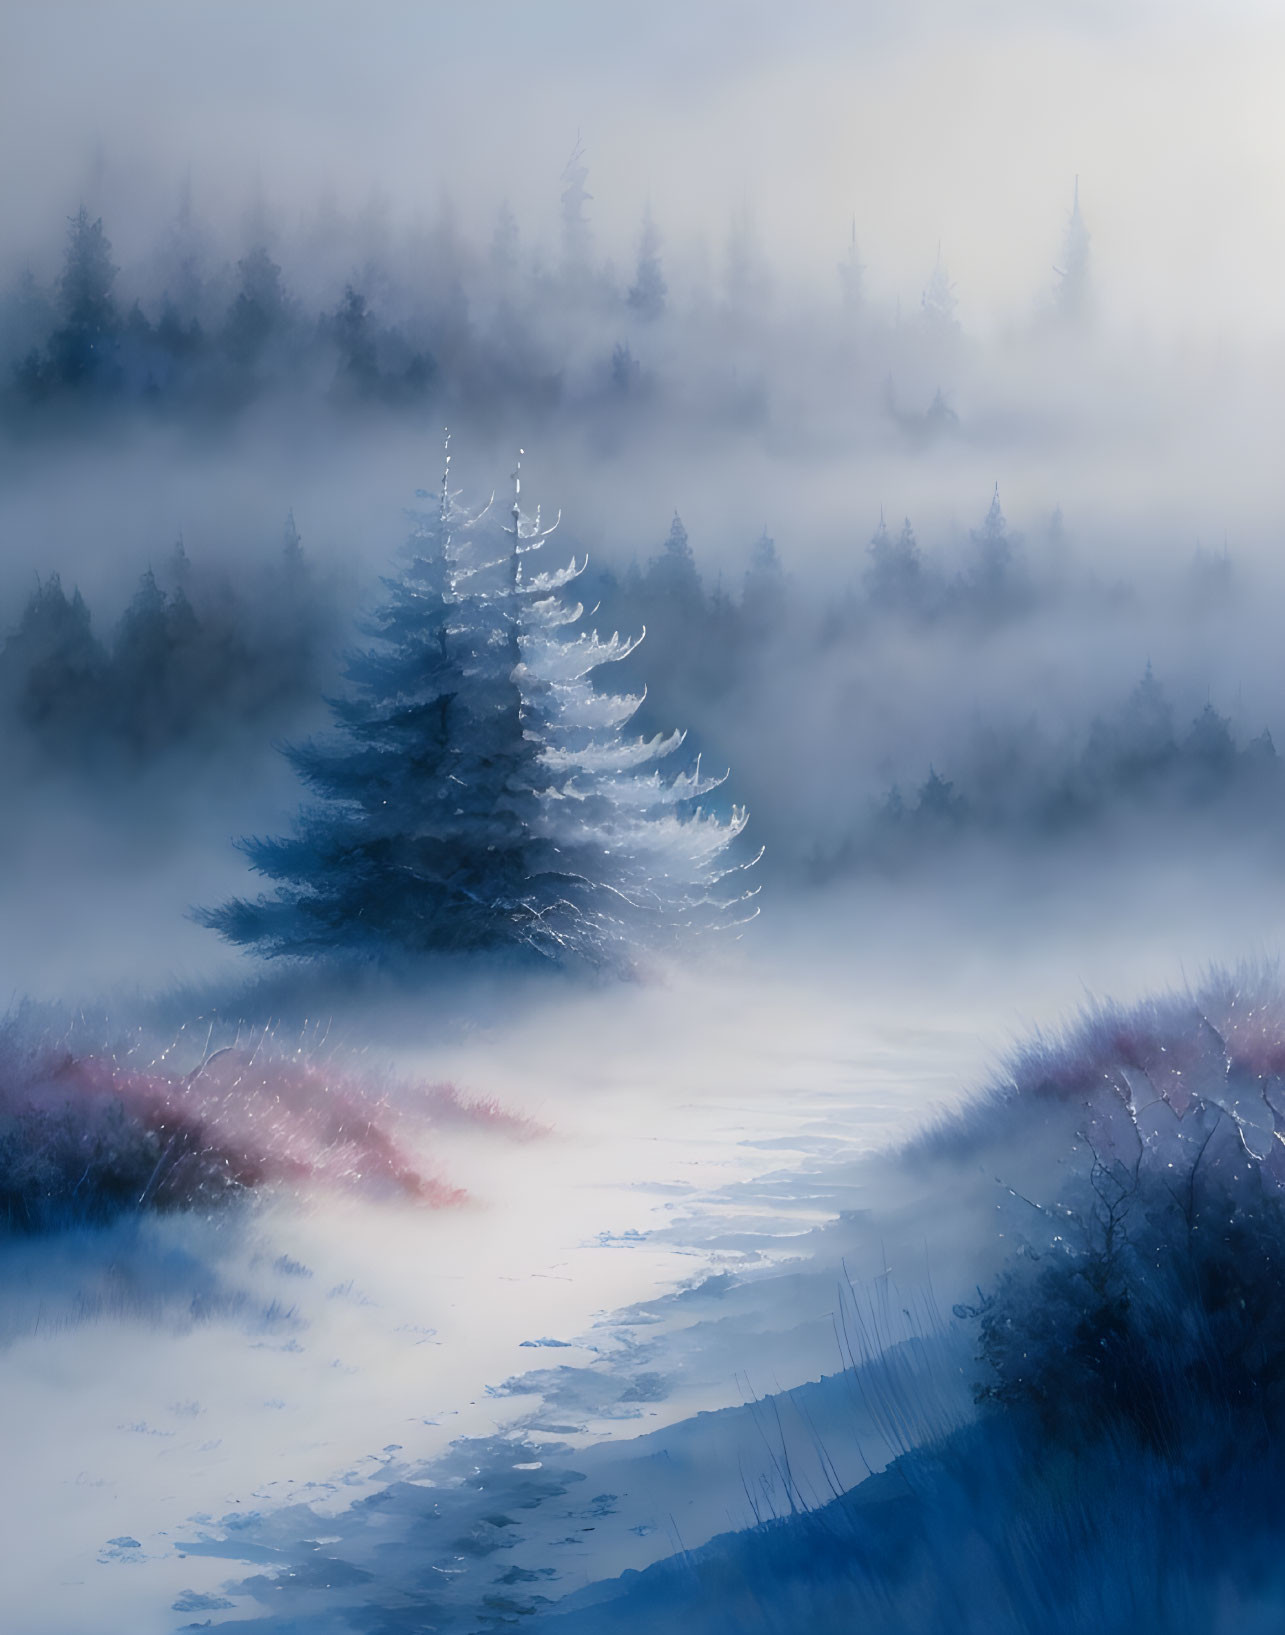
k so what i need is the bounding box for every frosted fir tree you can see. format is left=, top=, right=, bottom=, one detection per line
left=199, top=449, right=756, bottom=966
left=515, top=490, right=757, bottom=957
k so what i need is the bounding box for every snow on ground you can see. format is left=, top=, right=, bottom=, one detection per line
left=0, top=932, right=986, bottom=1634
left=3, top=862, right=1283, bottom=1631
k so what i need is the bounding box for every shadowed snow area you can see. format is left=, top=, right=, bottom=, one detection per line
left=2, top=867, right=1279, bottom=1633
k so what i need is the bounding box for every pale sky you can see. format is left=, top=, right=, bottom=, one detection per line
left=0, top=1, right=1282, bottom=332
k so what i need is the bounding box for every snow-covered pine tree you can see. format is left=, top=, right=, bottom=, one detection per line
left=513, top=475, right=756, bottom=956
left=199, top=449, right=756, bottom=965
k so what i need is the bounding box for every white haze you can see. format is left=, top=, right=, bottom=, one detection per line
left=2, top=5, right=1285, bottom=1631
left=0, top=2, right=1284, bottom=335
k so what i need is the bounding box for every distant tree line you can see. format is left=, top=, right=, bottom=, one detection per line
left=586, top=490, right=1112, bottom=743
left=6, top=210, right=436, bottom=423
left=4, top=484, right=1267, bottom=887
left=576, top=495, right=1274, bottom=881
left=818, top=664, right=1282, bottom=878
left=859, top=490, right=1037, bottom=621
left=0, top=518, right=331, bottom=776
left=0, top=175, right=1090, bottom=439
left=580, top=513, right=789, bottom=740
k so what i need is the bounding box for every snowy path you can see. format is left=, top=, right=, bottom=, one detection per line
left=4, top=869, right=1270, bottom=1633
left=0, top=954, right=987, bottom=1634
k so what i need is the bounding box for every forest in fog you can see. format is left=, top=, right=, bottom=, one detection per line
left=6, top=3, right=1285, bottom=1632
left=4, top=163, right=1282, bottom=884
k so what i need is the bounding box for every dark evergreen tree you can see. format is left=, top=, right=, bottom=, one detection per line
left=0, top=573, right=104, bottom=746
left=608, top=511, right=745, bottom=729
left=865, top=516, right=924, bottom=613
left=153, top=301, right=204, bottom=370
left=962, top=487, right=1029, bottom=611
left=914, top=766, right=967, bottom=827
left=46, top=208, right=120, bottom=390
left=2, top=270, right=55, bottom=384
left=627, top=210, right=667, bottom=321
left=652, top=512, right=701, bottom=602
left=1120, top=661, right=1175, bottom=754
left=200, top=467, right=546, bottom=957
left=1078, top=661, right=1176, bottom=797
left=119, top=298, right=159, bottom=396
left=0, top=528, right=336, bottom=776
left=110, top=567, right=201, bottom=756
left=222, top=246, right=290, bottom=370
left=328, top=284, right=380, bottom=397
left=609, top=341, right=641, bottom=396
left=1181, top=702, right=1238, bottom=799
left=1245, top=727, right=1278, bottom=779
left=242, top=510, right=322, bottom=713
left=199, top=456, right=753, bottom=965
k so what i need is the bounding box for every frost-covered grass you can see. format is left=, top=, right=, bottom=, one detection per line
left=0, top=1009, right=534, bottom=1233
left=535, top=967, right=1285, bottom=1633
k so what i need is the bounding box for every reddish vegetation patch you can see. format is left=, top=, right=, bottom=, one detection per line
left=1021, top=992, right=1280, bottom=1106
left=418, top=1080, right=548, bottom=1142
left=0, top=1024, right=542, bottom=1229
left=991, top=975, right=1285, bottom=1182
left=38, top=1047, right=466, bottom=1205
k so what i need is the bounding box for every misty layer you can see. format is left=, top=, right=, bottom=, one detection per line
left=0, top=178, right=1090, bottom=450
left=162, top=970, right=1285, bottom=1633
left=585, top=499, right=1284, bottom=884
left=0, top=517, right=333, bottom=783
left=828, top=667, right=1282, bottom=877
left=6, top=473, right=1275, bottom=901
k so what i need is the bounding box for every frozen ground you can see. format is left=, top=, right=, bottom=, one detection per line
left=0, top=956, right=975, bottom=1631
left=3, top=861, right=1283, bottom=1632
